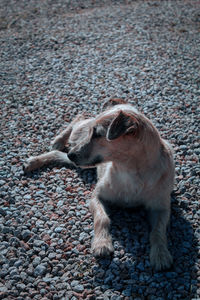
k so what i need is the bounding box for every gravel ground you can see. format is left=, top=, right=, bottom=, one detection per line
left=0, top=0, right=200, bottom=299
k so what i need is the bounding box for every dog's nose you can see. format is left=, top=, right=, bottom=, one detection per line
left=68, top=152, right=78, bottom=163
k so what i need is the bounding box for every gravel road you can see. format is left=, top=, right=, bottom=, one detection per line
left=0, top=0, right=200, bottom=299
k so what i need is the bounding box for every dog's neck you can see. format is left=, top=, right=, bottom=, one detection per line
left=111, top=137, right=162, bottom=174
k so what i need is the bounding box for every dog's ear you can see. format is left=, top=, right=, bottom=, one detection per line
left=106, top=110, right=138, bottom=141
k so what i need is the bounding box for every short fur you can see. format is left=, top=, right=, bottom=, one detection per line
left=24, top=101, right=174, bottom=270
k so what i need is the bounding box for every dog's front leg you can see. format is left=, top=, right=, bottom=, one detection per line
left=90, top=197, right=114, bottom=257
left=23, top=150, right=73, bottom=172
left=149, top=208, right=173, bottom=271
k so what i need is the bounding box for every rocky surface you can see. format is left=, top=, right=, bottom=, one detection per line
left=0, top=0, right=199, bottom=299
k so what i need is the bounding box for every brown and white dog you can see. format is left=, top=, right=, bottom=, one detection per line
left=24, top=100, right=174, bottom=270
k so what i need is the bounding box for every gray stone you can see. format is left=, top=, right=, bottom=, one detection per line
left=21, top=230, right=32, bottom=241
left=54, top=227, right=64, bottom=233
left=33, top=240, right=44, bottom=247
left=34, top=265, right=47, bottom=277
left=32, top=256, right=41, bottom=267
left=71, top=280, right=84, bottom=293
left=16, top=283, right=26, bottom=291
left=0, top=208, right=7, bottom=217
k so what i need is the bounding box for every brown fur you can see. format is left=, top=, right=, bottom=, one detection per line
left=24, top=101, right=174, bottom=270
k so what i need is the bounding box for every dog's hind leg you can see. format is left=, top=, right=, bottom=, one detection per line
left=90, top=197, right=114, bottom=257
left=23, top=115, right=86, bottom=172
left=23, top=150, right=73, bottom=173
left=149, top=207, right=173, bottom=271
left=51, top=115, right=85, bottom=151
left=51, top=127, right=72, bottom=151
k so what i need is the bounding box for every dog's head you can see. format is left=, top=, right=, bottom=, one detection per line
left=67, top=105, right=143, bottom=167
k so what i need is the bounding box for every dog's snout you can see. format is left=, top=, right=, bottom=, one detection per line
left=68, top=152, right=78, bottom=162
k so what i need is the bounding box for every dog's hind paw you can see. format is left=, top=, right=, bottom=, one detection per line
left=51, top=137, right=65, bottom=151
left=92, top=237, right=114, bottom=258
left=150, top=244, right=173, bottom=271
left=23, top=157, right=40, bottom=173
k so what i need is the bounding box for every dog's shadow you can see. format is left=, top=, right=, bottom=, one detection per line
left=92, top=195, right=198, bottom=298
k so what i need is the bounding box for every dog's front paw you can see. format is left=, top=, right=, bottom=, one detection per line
left=51, top=137, right=65, bottom=151
left=150, top=244, right=173, bottom=271
left=92, top=237, right=114, bottom=258
left=23, top=157, right=40, bottom=173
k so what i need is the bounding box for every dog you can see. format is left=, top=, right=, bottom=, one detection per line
left=24, top=100, right=175, bottom=270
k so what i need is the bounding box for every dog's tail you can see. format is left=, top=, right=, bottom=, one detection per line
left=23, top=150, right=74, bottom=173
